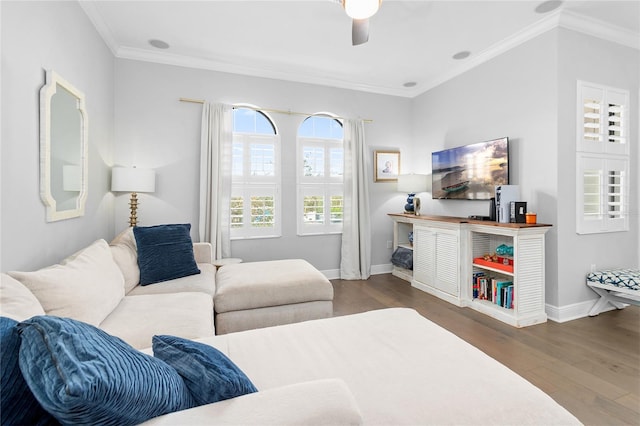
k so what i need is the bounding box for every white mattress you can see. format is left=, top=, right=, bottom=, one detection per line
left=195, top=308, right=581, bottom=425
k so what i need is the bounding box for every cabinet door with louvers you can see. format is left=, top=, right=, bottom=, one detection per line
left=414, top=225, right=459, bottom=298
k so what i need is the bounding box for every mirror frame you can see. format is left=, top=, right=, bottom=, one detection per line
left=39, top=70, right=88, bottom=221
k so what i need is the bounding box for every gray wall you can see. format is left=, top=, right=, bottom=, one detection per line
left=556, top=29, right=640, bottom=309
left=1, top=1, right=115, bottom=271
left=113, top=59, right=413, bottom=275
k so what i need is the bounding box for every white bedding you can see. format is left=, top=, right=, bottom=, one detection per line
left=193, top=308, right=581, bottom=425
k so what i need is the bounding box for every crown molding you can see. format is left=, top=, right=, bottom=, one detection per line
left=418, top=9, right=639, bottom=96
left=115, top=46, right=408, bottom=98
left=558, top=9, right=640, bottom=51
left=80, top=4, right=639, bottom=99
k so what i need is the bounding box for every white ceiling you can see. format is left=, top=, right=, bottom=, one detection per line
left=80, top=0, right=640, bottom=98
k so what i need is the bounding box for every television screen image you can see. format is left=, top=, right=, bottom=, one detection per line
left=432, top=137, right=509, bottom=200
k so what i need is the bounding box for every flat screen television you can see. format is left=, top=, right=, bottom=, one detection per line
left=431, top=137, right=509, bottom=200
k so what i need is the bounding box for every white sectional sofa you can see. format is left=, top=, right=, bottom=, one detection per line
left=3, top=231, right=217, bottom=349
left=141, top=308, right=581, bottom=425
left=2, top=226, right=335, bottom=348
left=1, top=228, right=581, bottom=425
left=2, top=283, right=581, bottom=425
left=214, top=259, right=334, bottom=334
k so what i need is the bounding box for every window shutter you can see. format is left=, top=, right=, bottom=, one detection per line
left=578, top=84, right=604, bottom=151
left=604, top=158, right=629, bottom=232
left=577, top=81, right=629, bottom=155
left=576, top=155, right=628, bottom=234
left=230, top=108, right=281, bottom=240
left=231, top=185, right=280, bottom=238
left=605, top=89, right=628, bottom=155
left=576, top=82, right=630, bottom=235
left=296, top=116, right=344, bottom=236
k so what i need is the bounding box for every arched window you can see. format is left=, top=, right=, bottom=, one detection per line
left=296, top=114, right=344, bottom=235
left=233, top=108, right=276, bottom=134
left=298, top=115, right=343, bottom=139
left=231, top=107, right=280, bottom=239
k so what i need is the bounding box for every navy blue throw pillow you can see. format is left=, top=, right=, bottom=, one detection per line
left=18, top=316, right=196, bottom=426
left=133, top=223, right=201, bottom=285
left=0, top=317, right=57, bottom=426
left=153, top=335, right=258, bottom=406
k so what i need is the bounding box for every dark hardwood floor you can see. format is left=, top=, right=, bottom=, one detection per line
left=331, top=274, right=640, bottom=426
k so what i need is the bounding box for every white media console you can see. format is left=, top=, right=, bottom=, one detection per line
left=389, top=213, right=551, bottom=327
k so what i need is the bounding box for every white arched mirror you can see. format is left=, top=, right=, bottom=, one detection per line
left=40, top=70, right=88, bottom=221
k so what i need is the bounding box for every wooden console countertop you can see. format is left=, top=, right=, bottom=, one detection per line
left=388, top=213, right=552, bottom=228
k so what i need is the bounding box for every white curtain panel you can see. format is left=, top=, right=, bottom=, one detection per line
left=198, top=102, right=232, bottom=260
left=340, top=119, right=372, bottom=280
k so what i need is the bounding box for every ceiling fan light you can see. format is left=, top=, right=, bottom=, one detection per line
left=343, top=0, right=380, bottom=20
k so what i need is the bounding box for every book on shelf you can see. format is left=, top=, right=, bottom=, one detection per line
left=495, top=280, right=512, bottom=307
left=480, top=277, right=489, bottom=300
left=491, top=278, right=498, bottom=303
left=472, top=271, right=485, bottom=299
left=506, top=285, right=513, bottom=309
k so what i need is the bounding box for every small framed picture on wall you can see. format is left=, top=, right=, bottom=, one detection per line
left=374, top=150, right=400, bottom=182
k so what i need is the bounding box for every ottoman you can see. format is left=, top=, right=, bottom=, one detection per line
left=214, top=259, right=334, bottom=334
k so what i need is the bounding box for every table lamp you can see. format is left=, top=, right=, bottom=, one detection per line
left=111, top=166, right=156, bottom=227
left=397, top=174, right=428, bottom=214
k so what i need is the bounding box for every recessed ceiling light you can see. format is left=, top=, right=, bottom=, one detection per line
left=535, top=0, right=562, bottom=14
left=149, top=39, right=170, bottom=49
left=403, top=82, right=417, bottom=88
left=452, top=51, right=471, bottom=60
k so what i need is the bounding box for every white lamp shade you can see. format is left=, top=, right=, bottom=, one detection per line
left=344, top=0, right=380, bottom=19
left=397, top=174, right=428, bottom=193
left=111, top=167, right=156, bottom=193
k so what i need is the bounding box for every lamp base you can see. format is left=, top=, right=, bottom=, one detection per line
left=128, top=192, right=139, bottom=227
left=404, top=193, right=416, bottom=214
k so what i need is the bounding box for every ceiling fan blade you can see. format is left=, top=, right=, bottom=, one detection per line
left=352, top=18, right=369, bottom=46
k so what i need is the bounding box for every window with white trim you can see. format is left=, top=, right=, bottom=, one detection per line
left=576, top=155, right=629, bottom=234
left=231, top=107, right=281, bottom=239
left=576, top=81, right=630, bottom=234
left=578, top=81, right=629, bottom=155
left=297, top=115, right=344, bottom=235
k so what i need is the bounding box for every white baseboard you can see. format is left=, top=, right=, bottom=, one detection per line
left=545, top=299, right=616, bottom=322
left=320, top=263, right=393, bottom=280
left=371, top=263, right=393, bottom=275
